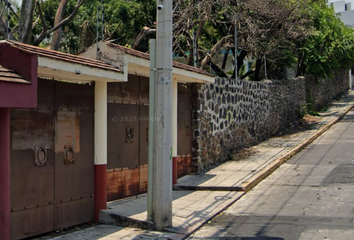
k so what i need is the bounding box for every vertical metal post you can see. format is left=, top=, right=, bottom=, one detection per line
left=153, top=0, right=173, bottom=230
left=147, top=39, right=156, bottom=221
left=101, top=0, right=104, bottom=40
left=0, top=108, right=10, bottom=240
left=193, top=31, right=197, bottom=68
left=234, top=22, right=238, bottom=79
left=349, top=69, right=352, bottom=90
left=6, top=0, right=10, bottom=39
left=264, top=55, right=267, bottom=79
left=96, top=5, right=99, bottom=60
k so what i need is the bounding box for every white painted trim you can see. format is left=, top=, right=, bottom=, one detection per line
left=38, top=57, right=126, bottom=83
left=94, top=81, right=107, bottom=165
left=125, top=53, right=215, bottom=83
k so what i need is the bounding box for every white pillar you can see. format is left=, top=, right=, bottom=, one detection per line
left=94, top=81, right=107, bottom=165
left=349, top=69, right=352, bottom=90
left=153, top=0, right=173, bottom=230
left=172, top=80, right=178, bottom=157
left=94, top=81, right=107, bottom=222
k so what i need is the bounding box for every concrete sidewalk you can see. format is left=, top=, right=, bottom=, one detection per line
left=42, top=91, right=354, bottom=240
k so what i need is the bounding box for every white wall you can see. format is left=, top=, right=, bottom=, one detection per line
left=337, top=10, right=354, bottom=27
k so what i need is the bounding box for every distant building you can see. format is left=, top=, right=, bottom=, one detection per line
left=329, top=0, right=354, bottom=26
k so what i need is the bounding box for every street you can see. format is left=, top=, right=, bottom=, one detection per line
left=188, top=109, right=354, bottom=240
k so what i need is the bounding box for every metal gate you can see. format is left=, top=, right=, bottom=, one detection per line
left=10, top=79, right=94, bottom=239
left=106, top=78, right=193, bottom=201
left=107, top=75, right=149, bottom=201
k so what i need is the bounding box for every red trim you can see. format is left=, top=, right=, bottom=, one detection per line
left=0, top=108, right=10, bottom=240
left=94, top=164, right=107, bottom=222
left=173, top=157, right=178, bottom=185
left=0, top=43, right=37, bottom=108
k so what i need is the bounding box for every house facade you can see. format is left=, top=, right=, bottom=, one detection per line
left=0, top=40, right=213, bottom=239
left=0, top=40, right=125, bottom=240
left=79, top=41, right=214, bottom=201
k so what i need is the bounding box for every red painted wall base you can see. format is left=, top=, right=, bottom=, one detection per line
left=173, top=157, right=178, bottom=185
left=0, top=108, right=10, bottom=240
left=94, top=164, right=107, bottom=222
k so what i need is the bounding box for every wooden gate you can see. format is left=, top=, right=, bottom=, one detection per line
left=10, top=80, right=94, bottom=239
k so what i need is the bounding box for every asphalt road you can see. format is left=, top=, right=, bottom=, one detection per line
left=188, top=109, right=354, bottom=240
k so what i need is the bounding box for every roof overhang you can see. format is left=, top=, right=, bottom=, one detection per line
left=37, top=56, right=126, bottom=83
left=79, top=42, right=215, bottom=84
left=126, top=54, right=214, bottom=83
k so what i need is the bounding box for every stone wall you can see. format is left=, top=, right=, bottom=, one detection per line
left=305, top=71, right=349, bottom=112
left=192, top=71, right=349, bottom=173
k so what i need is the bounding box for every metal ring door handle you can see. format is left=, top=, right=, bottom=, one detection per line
left=64, top=145, right=75, bottom=164
left=34, top=146, right=48, bottom=166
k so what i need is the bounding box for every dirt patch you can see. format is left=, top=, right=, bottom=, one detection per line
left=277, top=114, right=321, bottom=137
left=231, top=147, right=259, bottom=161
left=231, top=114, right=322, bottom=161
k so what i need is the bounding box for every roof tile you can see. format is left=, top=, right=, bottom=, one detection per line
left=106, top=42, right=213, bottom=76
left=3, top=40, right=123, bottom=74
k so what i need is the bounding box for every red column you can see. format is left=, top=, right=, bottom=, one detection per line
left=172, top=157, right=178, bottom=185
left=94, top=165, right=107, bottom=222
left=0, top=108, right=10, bottom=240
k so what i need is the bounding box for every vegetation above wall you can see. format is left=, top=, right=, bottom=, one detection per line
left=1, top=0, right=354, bottom=81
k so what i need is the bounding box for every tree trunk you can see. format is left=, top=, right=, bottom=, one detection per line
left=0, top=15, right=8, bottom=39
left=232, top=50, right=247, bottom=79
left=221, top=48, right=230, bottom=70
left=132, top=26, right=156, bottom=50
left=200, top=35, right=233, bottom=69
left=51, top=0, right=68, bottom=50
left=254, top=58, right=262, bottom=81
left=18, top=0, right=35, bottom=44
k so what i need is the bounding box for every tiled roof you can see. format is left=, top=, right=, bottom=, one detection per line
left=106, top=42, right=213, bottom=76
left=3, top=40, right=123, bottom=74
left=0, top=66, right=30, bottom=84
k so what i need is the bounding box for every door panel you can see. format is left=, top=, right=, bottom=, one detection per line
left=107, top=76, right=150, bottom=200
left=11, top=205, right=55, bottom=240
left=10, top=80, right=94, bottom=239
left=107, top=103, right=140, bottom=169
left=55, top=198, right=94, bottom=230
left=10, top=108, right=55, bottom=240
left=54, top=82, right=94, bottom=229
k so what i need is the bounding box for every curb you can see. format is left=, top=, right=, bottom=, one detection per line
left=240, top=102, right=354, bottom=193
left=181, top=98, right=354, bottom=239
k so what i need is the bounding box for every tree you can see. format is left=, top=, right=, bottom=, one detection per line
left=296, top=0, right=354, bottom=79
left=172, top=0, right=313, bottom=81
left=0, top=0, right=84, bottom=48
left=43, top=0, right=156, bottom=53
left=51, top=0, right=69, bottom=50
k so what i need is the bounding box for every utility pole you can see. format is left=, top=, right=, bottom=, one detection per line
left=153, top=0, right=173, bottom=230
left=193, top=31, right=197, bottom=68
left=234, top=21, right=238, bottom=79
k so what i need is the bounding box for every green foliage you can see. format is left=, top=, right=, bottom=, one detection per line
left=34, top=0, right=156, bottom=53
left=299, top=0, right=354, bottom=79
left=4, top=0, right=354, bottom=82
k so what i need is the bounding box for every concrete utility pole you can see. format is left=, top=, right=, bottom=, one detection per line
left=153, top=0, right=173, bottom=230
